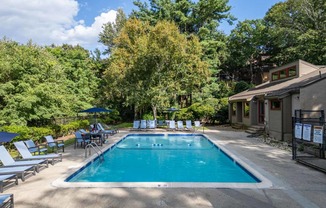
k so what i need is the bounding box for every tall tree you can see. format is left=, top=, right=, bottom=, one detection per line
left=99, top=9, right=127, bottom=55
left=0, top=40, right=73, bottom=125
left=131, top=0, right=233, bottom=74
left=103, top=19, right=210, bottom=119
left=264, top=0, right=326, bottom=65
left=227, top=19, right=267, bottom=83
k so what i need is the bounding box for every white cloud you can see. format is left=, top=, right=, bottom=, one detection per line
left=0, top=0, right=116, bottom=51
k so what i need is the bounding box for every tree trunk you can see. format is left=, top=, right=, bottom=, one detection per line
left=152, top=105, right=157, bottom=120
left=250, top=58, right=254, bottom=84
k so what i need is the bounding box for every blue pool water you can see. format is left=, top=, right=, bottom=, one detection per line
left=66, top=134, right=260, bottom=183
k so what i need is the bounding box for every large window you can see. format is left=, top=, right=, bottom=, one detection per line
left=271, top=66, right=297, bottom=81
left=244, top=102, right=250, bottom=117
left=270, top=100, right=281, bottom=110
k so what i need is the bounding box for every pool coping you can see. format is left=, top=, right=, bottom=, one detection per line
left=52, top=132, right=273, bottom=189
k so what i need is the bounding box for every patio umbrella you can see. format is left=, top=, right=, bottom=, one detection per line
left=0, top=132, right=20, bottom=144
left=78, top=107, right=112, bottom=123
left=163, top=107, right=180, bottom=119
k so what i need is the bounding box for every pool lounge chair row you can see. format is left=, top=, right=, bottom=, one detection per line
left=131, top=120, right=202, bottom=131
left=167, top=120, right=200, bottom=131
left=0, top=142, right=62, bottom=192
left=131, top=120, right=156, bottom=130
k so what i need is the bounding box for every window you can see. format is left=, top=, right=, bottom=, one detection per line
left=271, top=100, right=281, bottom=110
left=244, top=102, right=250, bottom=117
left=271, top=66, right=297, bottom=81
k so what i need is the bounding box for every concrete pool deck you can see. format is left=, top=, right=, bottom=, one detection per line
left=4, top=127, right=326, bottom=207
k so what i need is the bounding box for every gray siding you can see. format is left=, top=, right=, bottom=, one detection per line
left=269, top=102, right=282, bottom=140
left=300, top=79, right=326, bottom=115
left=282, top=96, right=293, bottom=142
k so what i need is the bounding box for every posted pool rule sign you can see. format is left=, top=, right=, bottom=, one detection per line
left=313, top=126, right=324, bottom=144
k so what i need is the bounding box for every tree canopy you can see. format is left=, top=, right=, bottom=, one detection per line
left=102, top=19, right=210, bottom=119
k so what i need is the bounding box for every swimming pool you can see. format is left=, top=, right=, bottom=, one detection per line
left=57, top=133, right=272, bottom=188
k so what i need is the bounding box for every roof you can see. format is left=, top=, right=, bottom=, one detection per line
left=229, top=66, right=326, bottom=102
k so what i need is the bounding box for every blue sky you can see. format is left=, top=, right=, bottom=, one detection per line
left=0, top=0, right=283, bottom=52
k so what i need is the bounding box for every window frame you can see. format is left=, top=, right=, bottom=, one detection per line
left=271, top=66, right=297, bottom=81
left=270, top=99, right=281, bottom=110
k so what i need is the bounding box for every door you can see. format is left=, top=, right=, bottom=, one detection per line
left=258, top=100, right=265, bottom=124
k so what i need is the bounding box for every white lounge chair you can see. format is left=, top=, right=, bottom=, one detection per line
left=0, top=166, right=35, bottom=182
left=194, top=121, right=203, bottom=132
left=0, top=174, right=18, bottom=193
left=186, top=120, right=193, bottom=131
left=0, top=146, right=48, bottom=173
left=168, top=120, right=176, bottom=130
left=177, top=121, right=185, bottom=130
left=148, top=120, right=156, bottom=129
left=140, top=120, right=147, bottom=130
left=131, top=120, right=140, bottom=130
left=14, top=141, right=62, bottom=165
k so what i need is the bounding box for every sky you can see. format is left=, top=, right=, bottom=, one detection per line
left=0, top=0, right=283, bottom=53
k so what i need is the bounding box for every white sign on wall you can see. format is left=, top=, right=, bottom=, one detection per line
left=302, top=124, right=312, bottom=141
left=313, top=126, right=324, bottom=144
left=295, top=123, right=302, bottom=139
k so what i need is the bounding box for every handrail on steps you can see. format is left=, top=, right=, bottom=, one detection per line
left=85, top=142, right=104, bottom=161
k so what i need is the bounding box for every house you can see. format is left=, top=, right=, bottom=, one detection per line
left=228, top=60, right=326, bottom=142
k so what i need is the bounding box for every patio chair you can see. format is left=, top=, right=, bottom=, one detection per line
left=74, top=131, right=90, bottom=149
left=0, top=145, right=48, bottom=173
left=0, top=194, right=14, bottom=207
left=0, top=166, right=35, bottom=182
left=186, top=120, right=193, bottom=131
left=96, top=123, right=114, bottom=138
left=148, top=120, right=156, bottom=129
left=24, top=140, right=48, bottom=155
left=168, top=120, right=176, bottom=130
left=14, top=141, right=62, bottom=165
left=177, top=121, right=185, bottom=131
left=131, top=120, right=140, bottom=130
left=140, top=120, right=147, bottom=130
left=0, top=174, right=18, bottom=193
left=157, top=120, right=165, bottom=127
left=100, top=123, right=119, bottom=134
left=44, top=135, right=65, bottom=152
left=194, top=121, right=203, bottom=132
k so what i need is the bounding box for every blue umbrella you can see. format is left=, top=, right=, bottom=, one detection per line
left=0, top=132, right=20, bottom=144
left=79, top=107, right=112, bottom=113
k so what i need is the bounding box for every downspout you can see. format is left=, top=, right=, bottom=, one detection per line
left=281, top=98, right=284, bottom=141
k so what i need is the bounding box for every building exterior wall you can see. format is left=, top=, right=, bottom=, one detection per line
left=251, top=100, right=258, bottom=125
left=300, top=79, right=326, bottom=115
left=264, top=100, right=269, bottom=133
left=291, top=93, right=301, bottom=117
left=298, top=60, right=319, bottom=77
left=268, top=100, right=283, bottom=140
left=282, top=96, right=293, bottom=142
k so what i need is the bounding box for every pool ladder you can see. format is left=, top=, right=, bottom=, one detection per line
left=85, top=142, right=104, bottom=161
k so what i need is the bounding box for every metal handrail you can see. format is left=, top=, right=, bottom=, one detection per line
left=85, top=142, right=104, bottom=161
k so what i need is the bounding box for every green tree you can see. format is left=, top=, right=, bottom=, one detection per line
left=264, top=0, right=326, bottom=65
left=0, top=39, right=73, bottom=125
left=131, top=0, right=233, bottom=74
left=103, top=19, right=210, bottom=119
left=99, top=9, right=127, bottom=54
left=227, top=19, right=267, bottom=83
left=46, top=44, right=100, bottom=112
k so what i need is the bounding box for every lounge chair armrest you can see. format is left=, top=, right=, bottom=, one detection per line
left=55, top=140, right=64, bottom=144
